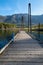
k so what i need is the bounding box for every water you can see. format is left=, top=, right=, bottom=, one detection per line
left=0, top=30, right=15, bottom=49
left=31, top=31, right=43, bottom=43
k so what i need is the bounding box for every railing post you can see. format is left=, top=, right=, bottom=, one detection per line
left=28, top=3, right=32, bottom=33
left=21, top=16, right=24, bottom=31
left=38, top=23, right=40, bottom=41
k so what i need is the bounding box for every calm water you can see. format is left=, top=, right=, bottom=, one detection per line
left=0, top=30, right=15, bottom=49
left=31, top=31, right=43, bottom=43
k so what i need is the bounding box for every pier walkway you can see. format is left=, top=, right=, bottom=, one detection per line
left=0, top=31, right=43, bottom=65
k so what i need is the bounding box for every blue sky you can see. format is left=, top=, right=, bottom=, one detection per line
left=0, top=0, right=43, bottom=15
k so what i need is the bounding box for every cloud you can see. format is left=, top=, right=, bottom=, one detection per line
left=14, top=2, right=23, bottom=13
left=14, top=0, right=28, bottom=14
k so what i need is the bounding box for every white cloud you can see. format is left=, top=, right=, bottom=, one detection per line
left=15, top=2, right=24, bottom=13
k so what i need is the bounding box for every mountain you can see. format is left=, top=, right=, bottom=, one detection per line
left=0, top=14, right=43, bottom=26
left=0, top=15, right=6, bottom=22
left=31, top=15, right=43, bottom=25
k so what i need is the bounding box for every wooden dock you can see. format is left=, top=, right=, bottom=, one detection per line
left=0, top=31, right=43, bottom=65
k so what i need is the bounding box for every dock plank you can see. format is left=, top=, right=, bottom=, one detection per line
left=0, top=31, right=43, bottom=65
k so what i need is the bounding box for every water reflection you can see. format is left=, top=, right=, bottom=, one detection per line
left=0, top=30, right=14, bottom=49
left=31, top=31, right=43, bottom=43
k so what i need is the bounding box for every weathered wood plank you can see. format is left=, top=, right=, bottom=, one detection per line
left=0, top=31, right=43, bottom=65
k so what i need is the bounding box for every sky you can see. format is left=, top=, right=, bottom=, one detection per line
left=0, top=0, right=43, bottom=15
